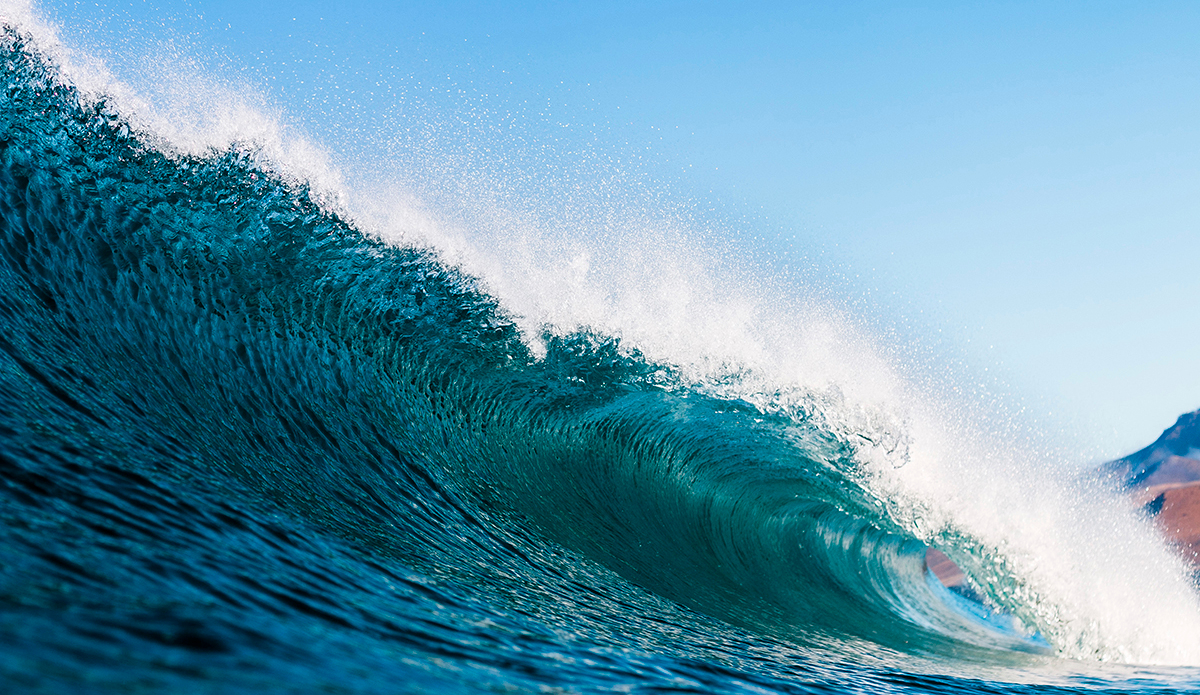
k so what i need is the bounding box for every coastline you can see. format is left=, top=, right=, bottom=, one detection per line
left=927, top=413, right=1200, bottom=594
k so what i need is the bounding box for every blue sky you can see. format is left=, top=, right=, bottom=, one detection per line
left=36, top=1, right=1200, bottom=454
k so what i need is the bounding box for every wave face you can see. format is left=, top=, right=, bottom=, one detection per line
left=0, top=24, right=1197, bottom=694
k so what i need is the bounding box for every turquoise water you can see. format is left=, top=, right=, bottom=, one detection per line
left=0, top=19, right=1198, bottom=694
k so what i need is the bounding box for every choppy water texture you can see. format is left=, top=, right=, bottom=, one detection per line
left=0, top=24, right=1198, bottom=694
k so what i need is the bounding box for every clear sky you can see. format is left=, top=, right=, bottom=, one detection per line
left=33, top=0, right=1200, bottom=455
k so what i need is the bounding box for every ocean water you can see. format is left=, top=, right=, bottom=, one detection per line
left=1, top=5, right=1199, bottom=694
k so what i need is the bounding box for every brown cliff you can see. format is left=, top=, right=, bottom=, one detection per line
left=1109, top=409, right=1200, bottom=569
left=926, top=409, right=1200, bottom=592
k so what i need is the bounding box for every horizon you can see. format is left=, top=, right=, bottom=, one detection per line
left=31, top=0, right=1200, bottom=456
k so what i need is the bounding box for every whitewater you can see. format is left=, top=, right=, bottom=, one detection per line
left=1, top=2, right=1198, bottom=692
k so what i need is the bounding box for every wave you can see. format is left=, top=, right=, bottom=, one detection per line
left=0, top=15, right=1198, bottom=693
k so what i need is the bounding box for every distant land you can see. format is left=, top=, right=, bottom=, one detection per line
left=1104, top=409, right=1200, bottom=569
left=928, top=409, right=1200, bottom=592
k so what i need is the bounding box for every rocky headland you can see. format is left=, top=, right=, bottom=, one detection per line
left=927, top=408, right=1200, bottom=592
left=1104, top=409, right=1200, bottom=568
